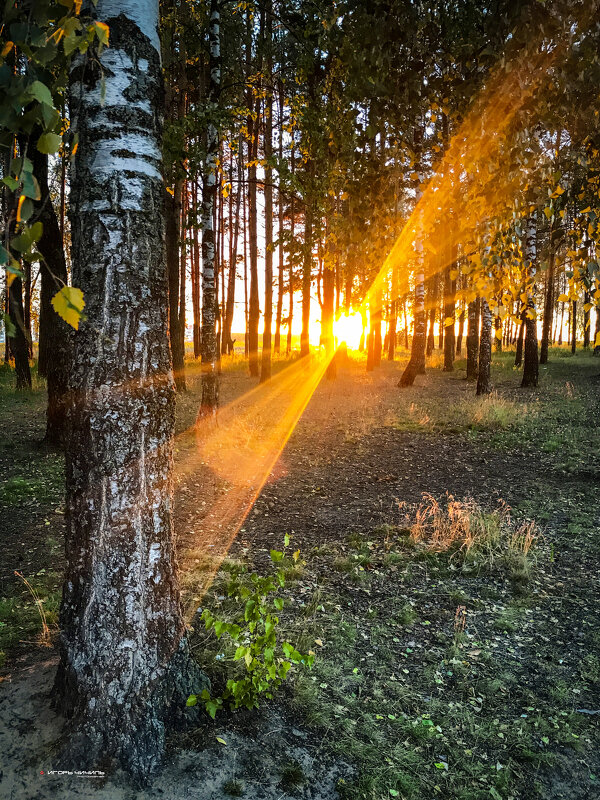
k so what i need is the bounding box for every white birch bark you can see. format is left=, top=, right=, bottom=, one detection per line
left=56, top=0, right=206, bottom=782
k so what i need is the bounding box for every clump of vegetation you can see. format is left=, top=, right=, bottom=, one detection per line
left=397, top=494, right=539, bottom=579
left=187, top=537, right=315, bottom=718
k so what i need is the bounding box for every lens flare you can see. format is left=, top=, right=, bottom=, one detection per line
left=333, top=312, right=364, bottom=350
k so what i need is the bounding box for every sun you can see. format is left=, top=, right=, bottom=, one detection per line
left=333, top=311, right=365, bottom=350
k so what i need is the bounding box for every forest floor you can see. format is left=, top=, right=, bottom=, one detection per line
left=0, top=346, right=599, bottom=800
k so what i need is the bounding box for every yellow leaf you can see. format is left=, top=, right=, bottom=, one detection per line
left=596, top=332, right=600, bottom=348
left=51, top=286, right=85, bottom=330
left=444, top=316, right=454, bottom=327
left=584, top=303, right=593, bottom=313
left=557, top=294, right=569, bottom=303
left=1, top=40, right=13, bottom=58
left=581, top=206, right=592, bottom=213
left=314, top=638, right=323, bottom=647
left=449, top=269, right=458, bottom=281
left=543, top=207, right=552, bottom=219
left=494, top=328, right=503, bottom=340
left=16, top=195, right=26, bottom=222
left=520, top=292, right=528, bottom=304
left=216, top=736, right=227, bottom=745
left=93, top=21, right=110, bottom=46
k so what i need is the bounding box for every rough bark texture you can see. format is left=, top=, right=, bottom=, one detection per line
left=199, top=0, right=220, bottom=415
left=56, top=5, right=206, bottom=783
left=521, top=218, right=539, bottom=388
left=476, top=299, right=492, bottom=395
left=32, top=145, right=71, bottom=444
left=466, top=297, right=479, bottom=381
left=301, top=197, right=313, bottom=358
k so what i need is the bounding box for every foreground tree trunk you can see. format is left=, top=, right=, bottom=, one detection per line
left=199, top=0, right=221, bottom=415
left=55, top=4, right=205, bottom=782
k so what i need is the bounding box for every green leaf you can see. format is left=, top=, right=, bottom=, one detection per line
left=2, top=176, right=18, bottom=191
left=37, top=132, right=62, bottom=155
left=28, top=80, right=53, bottom=107
left=21, top=172, right=41, bottom=200
left=51, top=286, right=85, bottom=330
left=186, top=694, right=197, bottom=707
left=270, top=549, right=283, bottom=562
left=11, top=221, right=43, bottom=252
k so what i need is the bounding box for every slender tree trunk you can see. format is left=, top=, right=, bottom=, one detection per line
left=521, top=217, right=539, bottom=388
left=323, top=259, right=336, bottom=379
left=571, top=300, right=577, bottom=354
left=166, top=188, right=185, bottom=391
left=387, top=299, right=397, bottom=361
left=399, top=127, right=425, bottom=387
left=32, top=144, right=71, bottom=444
left=540, top=228, right=555, bottom=365
left=466, top=297, right=480, bottom=380
left=515, top=313, right=525, bottom=367
left=199, top=0, right=221, bottom=415
left=287, top=138, right=295, bottom=356
left=443, top=264, right=455, bottom=371
left=260, top=15, right=274, bottom=383
left=247, top=9, right=262, bottom=376
left=583, top=290, right=590, bottom=349
left=274, top=87, right=284, bottom=356
left=8, top=273, right=31, bottom=389
left=192, top=178, right=201, bottom=359
left=456, top=303, right=465, bottom=355
left=476, top=299, right=492, bottom=395
left=593, top=306, right=600, bottom=355
left=300, top=197, right=312, bottom=358
left=55, top=4, right=205, bottom=781
left=223, top=147, right=241, bottom=355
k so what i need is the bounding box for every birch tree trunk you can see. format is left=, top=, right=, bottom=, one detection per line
left=466, top=297, right=479, bottom=380
left=521, top=217, right=539, bottom=388
left=476, top=299, right=492, bottom=395
left=199, top=0, right=220, bottom=416
left=55, top=3, right=206, bottom=781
